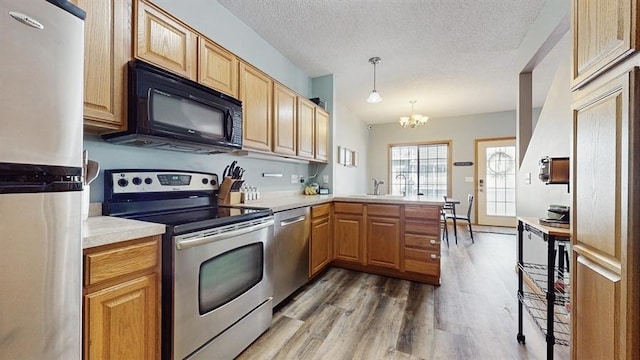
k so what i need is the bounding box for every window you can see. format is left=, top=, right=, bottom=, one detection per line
left=390, top=142, right=450, bottom=197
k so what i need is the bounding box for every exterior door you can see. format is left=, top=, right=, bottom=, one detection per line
left=476, top=138, right=516, bottom=226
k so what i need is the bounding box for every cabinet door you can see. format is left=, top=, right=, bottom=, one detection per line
left=367, top=216, right=400, bottom=270
left=272, top=83, right=297, bottom=156
left=85, top=274, right=159, bottom=359
left=333, top=213, right=364, bottom=263
left=571, top=70, right=639, bottom=359
left=314, top=107, right=329, bottom=162
left=72, top=0, right=131, bottom=132
left=310, top=215, right=332, bottom=277
left=572, top=0, right=637, bottom=88
left=239, top=62, right=273, bottom=151
left=135, top=0, right=197, bottom=79
left=198, top=38, right=238, bottom=97
left=297, top=97, right=315, bottom=159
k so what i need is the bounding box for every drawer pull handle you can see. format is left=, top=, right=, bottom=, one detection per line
left=430, top=254, right=438, bottom=259
left=430, top=239, right=437, bottom=245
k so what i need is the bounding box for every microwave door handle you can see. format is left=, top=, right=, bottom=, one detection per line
left=225, top=109, right=233, bottom=141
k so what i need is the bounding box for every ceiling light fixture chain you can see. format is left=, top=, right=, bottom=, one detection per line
left=367, top=56, right=382, bottom=103
left=399, top=100, right=429, bottom=128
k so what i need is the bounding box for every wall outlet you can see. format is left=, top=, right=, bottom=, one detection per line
left=525, top=172, right=532, bottom=184
left=290, top=174, right=299, bottom=184
left=323, top=174, right=329, bottom=183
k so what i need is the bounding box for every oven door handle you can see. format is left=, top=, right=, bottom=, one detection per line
left=175, top=219, right=274, bottom=250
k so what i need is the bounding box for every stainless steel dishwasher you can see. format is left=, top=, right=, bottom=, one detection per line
left=273, top=206, right=310, bottom=306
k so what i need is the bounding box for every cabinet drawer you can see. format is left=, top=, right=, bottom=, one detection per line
left=404, top=248, right=440, bottom=276
left=312, top=203, right=331, bottom=218
left=405, top=220, right=439, bottom=236
left=367, top=204, right=400, bottom=217
left=334, top=202, right=363, bottom=214
left=404, top=205, right=440, bottom=219
left=85, top=238, right=159, bottom=286
left=405, top=233, right=440, bottom=251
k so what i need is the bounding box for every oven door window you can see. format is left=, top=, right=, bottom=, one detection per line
left=150, top=89, right=226, bottom=141
left=199, top=243, right=263, bottom=315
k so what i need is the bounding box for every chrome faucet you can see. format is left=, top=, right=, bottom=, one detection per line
left=395, top=174, right=407, bottom=196
left=372, top=178, right=384, bottom=195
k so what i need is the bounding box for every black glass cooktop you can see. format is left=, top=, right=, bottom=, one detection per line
left=129, top=205, right=272, bottom=235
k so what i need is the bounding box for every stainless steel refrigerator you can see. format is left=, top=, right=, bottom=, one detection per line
left=0, top=0, right=85, bottom=358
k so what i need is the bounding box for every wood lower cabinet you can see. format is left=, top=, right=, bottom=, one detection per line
left=333, top=202, right=365, bottom=264
left=198, top=37, right=238, bottom=97
left=314, top=107, right=329, bottom=162
left=273, top=83, right=297, bottom=156
left=403, top=205, right=441, bottom=283
left=572, top=0, right=638, bottom=88
left=72, top=0, right=131, bottom=133
left=366, top=204, right=401, bottom=270
left=135, top=0, right=197, bottom=79
left=310, top=204, right=332, bottom=277
left=240, top=62, right=273, bottom=151
left=571, top=69, right=639, bottom=359
left=83, top=236, right=161, bottom=360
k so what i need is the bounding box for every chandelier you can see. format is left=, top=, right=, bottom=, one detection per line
left=399, top=100, right=429, bottom=128
left=366, top=57, right=382, bottom=103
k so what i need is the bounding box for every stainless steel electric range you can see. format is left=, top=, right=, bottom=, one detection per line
left=103, top=169, right=274, bottom=360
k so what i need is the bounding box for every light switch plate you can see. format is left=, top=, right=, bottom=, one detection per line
left=323, top=174, right=329, bottom=183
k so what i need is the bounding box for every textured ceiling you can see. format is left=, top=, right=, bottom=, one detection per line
left=217, top=0, right=557, bottom=124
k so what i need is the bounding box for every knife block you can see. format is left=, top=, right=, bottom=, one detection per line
left=217, top=177, right=242, bottom=205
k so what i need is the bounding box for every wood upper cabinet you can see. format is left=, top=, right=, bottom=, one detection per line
left=333, top=202, right=365, bottom=264
left=239, top=62, right=273, bottom=151
left=571, top=70, right=639, bottom=359
left=198, top=38, right=238, bottom=97
left=310, top=204, right=332, bottom=277
left=135, top=0, right=197, bottom=80
left=71, top=0, right=131, bottom=133
left=572, top=0, right=638, bottom=88
left=83, top=236, right=161, bottom=360
left=366, top=204, right=401, bottom=270
left=314, top=107, right=329, bottom=162
left=297, top=97, right=315, bottom=159
left=272, top=83, right=297, bottom=156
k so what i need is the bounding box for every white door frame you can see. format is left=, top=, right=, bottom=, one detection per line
left=475, top=137, right=517, bottom=226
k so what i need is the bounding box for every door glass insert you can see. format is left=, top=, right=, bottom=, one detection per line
left=199, top=243, right=263, bottom=315
left=485, top=146, right=516, bottom=216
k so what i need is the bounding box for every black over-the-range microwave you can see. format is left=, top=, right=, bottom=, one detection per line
left=102, top=59, right=243, bottom=154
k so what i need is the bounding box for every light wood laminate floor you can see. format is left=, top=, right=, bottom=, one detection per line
left=239, top=231, right=570, bottom=360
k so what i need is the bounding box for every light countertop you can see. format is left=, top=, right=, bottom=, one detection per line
left=82, top=194, right=445, bottom=248
left=83, top=215, right=166, bottom=249
left=237, top=194, right=445, bottom=212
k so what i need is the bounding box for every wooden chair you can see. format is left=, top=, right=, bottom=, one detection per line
left=445, top=194, right=474, bottom=243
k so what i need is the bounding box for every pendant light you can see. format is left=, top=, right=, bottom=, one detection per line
left=366, top=57, right=382, bottom=103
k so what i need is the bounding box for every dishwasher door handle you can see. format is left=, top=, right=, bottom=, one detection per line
left=279, top=215, right=306, bottom=227
left=175, top=219, right=274, bottom=250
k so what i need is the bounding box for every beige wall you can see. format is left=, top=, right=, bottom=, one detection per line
left=517, top=44, right=571, bottom=264
left=367, top=111, right=517, bottom=215
left=332, top=102, right=369, bottom=195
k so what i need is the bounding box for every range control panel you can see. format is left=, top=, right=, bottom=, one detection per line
left=107, top=170, right=219, bottom=194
